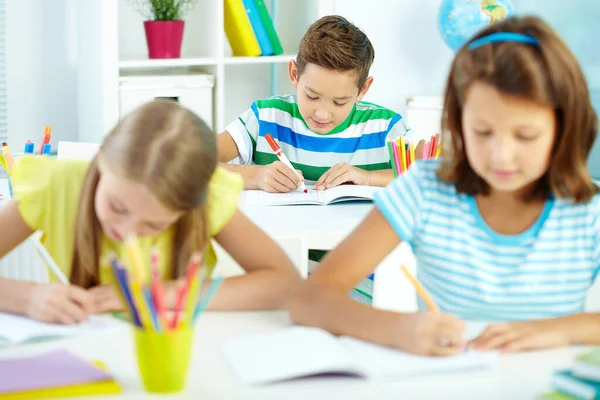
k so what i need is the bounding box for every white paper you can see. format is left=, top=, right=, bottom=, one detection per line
left=0, top=312, right=121, bottom=345
left=244, top=185, right=380, bottom=207
left=222, top=326, right=361, bottom=384
left=222, top=323, right=498, bottom=385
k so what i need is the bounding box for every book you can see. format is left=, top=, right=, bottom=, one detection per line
left=0, top=312, right=121, bottom=345
left=0, top=350, right=121, bottom=399
left=244, top=185, right=381, bottom=206
left=222, top=325, right=498, bottom=385
left=242, top=0, right=274, bottom=56
left=224, top=0, right=261, bottom=57
left=573, top=348, right=600, bottom=382
left=538, top=392, right=578, bottom=400
left=552, top=369, right=600, bottom=400
left=253, top=0, right=284, bottom=55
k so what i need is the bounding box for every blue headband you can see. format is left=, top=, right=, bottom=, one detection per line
left=468, top=32, right=539, bottom=50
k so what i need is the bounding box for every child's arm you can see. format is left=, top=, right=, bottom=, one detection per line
left=468, top=313, right=600, bottom=352
left=196, top=209, right=300, bottom=310
left=218, top=130, right=304, bottom=192
left=0, top=200, right=92, bottom=323
left=289, top=208, right=466, bottom=356
left=314, top=141, right=426, bottom=190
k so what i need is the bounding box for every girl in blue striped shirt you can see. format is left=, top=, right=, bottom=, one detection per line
left=290, top=15, right=600, bottom=356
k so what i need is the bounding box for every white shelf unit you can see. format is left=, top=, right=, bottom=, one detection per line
left=76, top=0, right=336, bottom=144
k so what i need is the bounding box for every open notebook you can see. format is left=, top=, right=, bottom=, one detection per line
left=245, top=185, right=381, bottom=206
left=222, top=324, right=498, bottom=384
left=0, top=312, right=121, bottom=345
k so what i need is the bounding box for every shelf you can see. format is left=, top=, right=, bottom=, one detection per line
left=222, top=54, right=295, bottom=65
left=119, top=57, right=221, bottom=69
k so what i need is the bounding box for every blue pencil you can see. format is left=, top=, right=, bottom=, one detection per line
left=110, top=258, right=142, bottom=327
left=192, top=277, right=223, bottom=323
left=142, top=287, right=160, bottom=331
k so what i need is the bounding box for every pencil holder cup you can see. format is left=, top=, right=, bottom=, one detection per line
left=133, top=327, right=194, bottom=393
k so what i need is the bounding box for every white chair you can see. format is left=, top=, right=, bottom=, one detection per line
left=212, top=236, right=309, bottom=278
left=57, top=141, right=100, bottom=160
left=372, top=242, right=418, bottom=313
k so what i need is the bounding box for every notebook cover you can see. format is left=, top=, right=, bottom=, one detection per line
left=0, top=361, right=120, bottom=399
left=253, top=0, right=283, bottom=55
left=0, top=350, right=112, bottom=394
left=224, top=0, right=261, bottom=56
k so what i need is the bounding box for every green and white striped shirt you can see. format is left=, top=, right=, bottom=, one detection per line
left=226, top=95, right=407, bottom=181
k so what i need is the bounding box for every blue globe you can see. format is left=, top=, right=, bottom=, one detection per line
left=438, top=0, right=515, bottom=51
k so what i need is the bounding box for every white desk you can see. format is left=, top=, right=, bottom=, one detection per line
left=0, top=311, right=582, bottom=399
left=240, top=195, right=373, bottom=250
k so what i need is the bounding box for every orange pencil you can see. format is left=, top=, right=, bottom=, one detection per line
left=39, top=126, right=52, bottom=155
left=400, top=265, right=439, bottom=311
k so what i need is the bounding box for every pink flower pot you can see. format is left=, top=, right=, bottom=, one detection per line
left=144, top=20, right=185, bottom=59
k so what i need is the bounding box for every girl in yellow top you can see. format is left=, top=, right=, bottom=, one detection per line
left=0, top=100, right=300, bottom=324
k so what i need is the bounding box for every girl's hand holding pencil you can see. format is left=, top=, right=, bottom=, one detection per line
left=25, top=283, right=93, bottom=325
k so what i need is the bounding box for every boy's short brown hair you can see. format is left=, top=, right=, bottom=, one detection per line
left=438, top=15, right=598, bottom=203
left=296, top=15, right=375, bottom=90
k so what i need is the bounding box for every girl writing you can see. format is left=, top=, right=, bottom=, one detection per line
left=0, top=100, right=300, bottom=324
left=290, top=16, right=600, bottom=356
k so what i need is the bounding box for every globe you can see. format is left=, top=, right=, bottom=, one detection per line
left=438, top=0, right=515, bottom=51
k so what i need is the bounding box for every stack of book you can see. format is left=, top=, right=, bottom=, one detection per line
left=224, top=0, right=284, bottom=57
left=540, top=348, right=600, bottom=399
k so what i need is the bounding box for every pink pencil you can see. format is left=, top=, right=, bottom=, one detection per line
left=391, top=140, right=402, bottom=175
left=422, top=142, right=430, bottom=161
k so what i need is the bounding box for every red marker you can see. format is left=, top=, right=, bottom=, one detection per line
left=264, top=134, right=308, bottom=193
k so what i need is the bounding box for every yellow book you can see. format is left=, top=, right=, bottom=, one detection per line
left=0, top=361, right=121, bottom=399
left=224, top=0, right=261, bottom=56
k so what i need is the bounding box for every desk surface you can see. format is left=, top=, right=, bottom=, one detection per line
left=0, top=311, right=580, bottom=399
left=240, top=193, right=373, bottom=249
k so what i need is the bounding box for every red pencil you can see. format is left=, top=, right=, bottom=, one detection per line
left=170, top=252, right=203, bottom=329
left=264, top=133, right=308, bottom=193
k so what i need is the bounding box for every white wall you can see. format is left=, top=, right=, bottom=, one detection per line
left=332, top=0, right=453, bottom=117
left=7, top=0, right=79, bottom=150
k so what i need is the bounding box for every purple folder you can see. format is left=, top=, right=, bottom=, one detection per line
left=0, top=349, right=112, bottom=393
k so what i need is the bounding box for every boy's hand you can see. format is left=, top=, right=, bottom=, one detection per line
left=393, top=311, right=466, bottom=356
left=88, top=284, right=123, bottom=314
left=468, top=320, right=570, bottom=353
left=256, top=162, right=303, bottom=193
left=314, top=163, right=369, bottom=190
left=25, top=283, right=93, bottom=325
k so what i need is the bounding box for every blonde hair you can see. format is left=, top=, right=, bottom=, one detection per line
left=70, top=100, right=217, bottom=288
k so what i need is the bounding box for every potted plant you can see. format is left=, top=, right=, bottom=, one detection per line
left=129, top=0, right=198, bottom=59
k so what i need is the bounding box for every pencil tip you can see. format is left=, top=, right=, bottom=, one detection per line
left=303, top=189, right=308, bottom=193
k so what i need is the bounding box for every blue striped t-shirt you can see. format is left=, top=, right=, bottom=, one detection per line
left=373, top=160, right=600, bottom=321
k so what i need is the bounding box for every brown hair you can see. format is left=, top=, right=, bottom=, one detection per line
left=438, top=15, right=598, bottom=202
left=70, top=100, right=217, bottom=288
left=296, top=15, right=375, bottom=90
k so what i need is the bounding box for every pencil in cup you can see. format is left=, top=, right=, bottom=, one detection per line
left=264, top=133, right=308, bottom=193
left=400, top=265, right=439, bottom=311
left=108, top=245, right=222, bottom=393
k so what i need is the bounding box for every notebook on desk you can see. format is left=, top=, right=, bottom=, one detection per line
left=245, top=185, right=381, bottom=206
left=0, top=312, right=121, bottom=345
left=222, top=324, right=498, bottom=384
left=0, top=350, right=121, bottom=399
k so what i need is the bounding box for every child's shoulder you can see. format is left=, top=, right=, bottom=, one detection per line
left=253, top=94, right=298, bottom=109
left=13, top=155, right=89, bottom=183
left=354, top=101, right=400, bottom=119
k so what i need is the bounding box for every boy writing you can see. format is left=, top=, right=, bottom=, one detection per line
left=218, top=15, right=413, bottom=192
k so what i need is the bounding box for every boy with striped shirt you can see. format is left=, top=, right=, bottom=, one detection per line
left=218, top=15, right=412, bottom=192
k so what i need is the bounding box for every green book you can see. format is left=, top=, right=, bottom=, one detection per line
left=538, top=391, right=578, bottom=400
left=573, top=348, right=600, bottom=382
left=253, top=0, right=284, bottom=55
